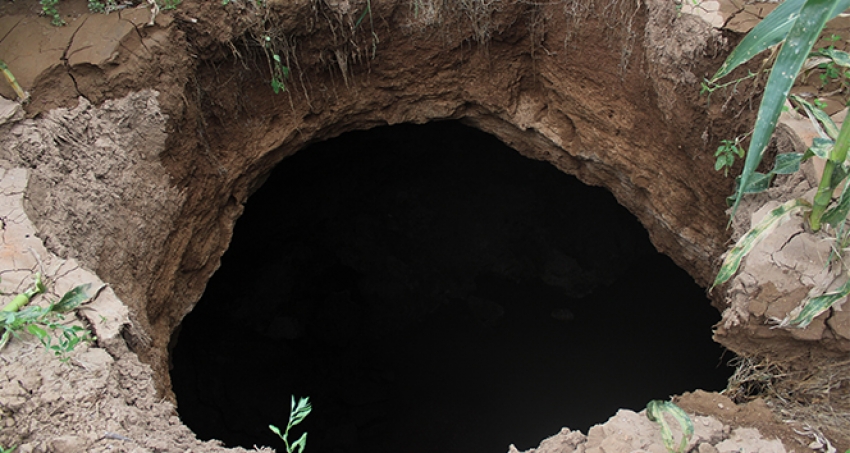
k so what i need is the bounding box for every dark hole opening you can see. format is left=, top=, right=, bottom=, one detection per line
left=170, top=121, right=732, bottom=453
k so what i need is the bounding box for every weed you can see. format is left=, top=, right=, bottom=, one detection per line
left=157, top=0, right=181, bottom=11
left=646, top=400, right=693, bottom=453
left=39, top=0, right=64, bottom=26
left=0, top=445, right=16, bottom=453
left=714, top=137, right=746, bottom=177
left=87, top=0, right=118, bottom=13
left=0, top=274, right=94, bottom=362
left=709, top=0, right=850, bottom=328
left=263, top=35, right=291, bottom=94
left=270, top=396, right=311, bottom=453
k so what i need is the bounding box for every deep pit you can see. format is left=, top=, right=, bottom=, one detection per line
left=170, top=121, right=732, bottom=453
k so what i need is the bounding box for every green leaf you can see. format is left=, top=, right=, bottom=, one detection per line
left=805, top=137, right=836, bottom=160
left=712, top=0, right=850, bottom=81
left=711, top=0, right=806, bottom=81
left=773, top=153, right=803, bottom=174
left=269, top=424, right=283, bottom=439
left=822, top=179, right=850, bottom=227
left=646, top=400, right=694, bottom=453
left=26, top=324, right=48, bottom=340
left=712, top=198, right=811, bottom=289
left=290, top=396, right=312, bottom=425
left=784, top=276, right=850, bottom=327
left=729, top=0, right=843, bottom=220
left=791, top=94, right=840, bottom=139
left=735, top=171, right=773, bottom=194
left=54, top=284, right=92, bottom=313
left=817, top=47, right=850, bottom=68
left=291, top=432, right=308, bottom=453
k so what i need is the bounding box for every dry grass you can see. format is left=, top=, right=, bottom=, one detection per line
left=724, top=355, right=850, bottom=446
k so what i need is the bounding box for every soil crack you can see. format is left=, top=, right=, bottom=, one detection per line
left=60, top=17, right=90, bottom=101
left=0, top=18, right=22, bottom=44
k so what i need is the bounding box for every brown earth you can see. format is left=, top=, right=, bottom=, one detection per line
left=0, top=0, right=849, bottom=451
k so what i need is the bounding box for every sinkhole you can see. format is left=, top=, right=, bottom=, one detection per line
left=170, top=121, right=732, bottom=453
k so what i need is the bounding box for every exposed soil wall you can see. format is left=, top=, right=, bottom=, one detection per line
left=1, top=0, right=847, bottom=450
left=5, top=0, right=741, bottom=395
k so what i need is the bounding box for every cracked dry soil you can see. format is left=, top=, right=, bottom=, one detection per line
left=1, top=0, right=850, bottom=452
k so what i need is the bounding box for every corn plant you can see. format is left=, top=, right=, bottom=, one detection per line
left=0, top=274, right=93, bottom=361
left=710, top=0, right=850, bottom=328
left=646, top=400, right=693, bottom=453
left=0, top=59, right=29, bottom=102
left=269, top=396, right=311, bottom=453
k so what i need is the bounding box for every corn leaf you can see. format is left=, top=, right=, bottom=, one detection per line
left=816, top=47, right=850, bottom=68
left=791, top=94, right=840, bottom=139
left=730, top=0, right=843, bottom=220
left=646, top=400, right=694, bottom=453
left=804, top=137, right=836, bottom=161
left=713, top=198, right=811, bottom=289
left=821, top=178, right=850, bottom=227
left=782, top=276, right=850, bottom=327
left=735, top=171, right=773, bottom=194
left=712, top=0, right=850, bottom=81
left=711, top=0, right=806, bottom=81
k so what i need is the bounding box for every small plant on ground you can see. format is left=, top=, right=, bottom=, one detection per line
left=0, top=444, right=16, bottom=453
left=39, top=0, right=63, bottom=26
left=646, top=400, right=693, bottom=453
left=86, top=0, right=117, bottom=13
left=714, top=137, right=746, bottom=177
left=811, top=34, right=850, bottom=89
left=270, top=396, right=311, bottom=453
left=157, top=0, right=181, bottom=11
left=0, top=273, right=94, bottom=362
left=709, top=0, right=850, bottom=327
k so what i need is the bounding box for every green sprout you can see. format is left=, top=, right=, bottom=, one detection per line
left=0, top=274, right=94, bottom=362
left=646, top=400, right=693, bottom=453
left=714, top=138, right=746, bottom=177
left=270, top=396, right=312, bottom=453
left=39, top=0, right=64, bottom=26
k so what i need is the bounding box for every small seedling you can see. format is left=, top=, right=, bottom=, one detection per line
left=270, top=396, right=311, bottom=453
left=0, top=274, right=94, bottom=362
left=646, top=400, right=693, bottom=453
left=39, top=0, right=64, bottom=26
left=157, top=0, right=181, bottom=10
left=0, top=444, right=17, bottom=453
left=714, top=138, right=746, bottom=177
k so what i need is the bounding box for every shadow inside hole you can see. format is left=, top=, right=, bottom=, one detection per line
left=170, top=121, right=732, bottom=453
